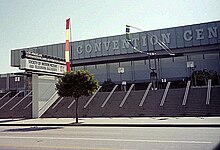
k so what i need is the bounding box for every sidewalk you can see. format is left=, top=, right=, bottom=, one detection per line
left=1, top=117, right=220, bottom=127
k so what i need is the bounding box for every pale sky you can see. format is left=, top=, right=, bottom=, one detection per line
left=0, top=0, right=220, bottom=74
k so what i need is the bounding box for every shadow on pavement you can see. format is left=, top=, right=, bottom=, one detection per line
left=3, top=126, right=63, bottom=132
left=69, top=118, right=85, bottom=125
left=0, top=118, right=28, bottom=124
left=157, top=118, right=169, bottom=121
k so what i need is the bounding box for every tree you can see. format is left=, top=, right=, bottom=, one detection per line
left=102, top=78, right=115, bottom=92
left=56, top=70, right=99, bottom=123
left=192, top=69, right=219, bottom=86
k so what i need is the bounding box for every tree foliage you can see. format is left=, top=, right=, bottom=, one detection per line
left=56, top=70, right=99, bottom=99
left=192, top=69, right=219, bottom=86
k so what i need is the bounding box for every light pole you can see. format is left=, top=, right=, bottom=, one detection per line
left=125, top=25, right=175, bottom=90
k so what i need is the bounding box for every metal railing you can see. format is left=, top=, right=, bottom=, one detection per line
left=160, top=82, right=171, bottom=106
left=206, top=79, right=212, bottom=105
left=101, top=85, right=118, bottom=108
left=120, top=84, right=135, bottom=108
left=182, top=81, right=191, bottom=106
left=84, top=86, right=102, bottom=108
left=10, top=91, right=32, bottom=110
left=139, top=83, right=152, bottom=107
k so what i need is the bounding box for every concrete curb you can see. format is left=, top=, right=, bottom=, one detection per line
left=1, top=123, right=220, bottom=127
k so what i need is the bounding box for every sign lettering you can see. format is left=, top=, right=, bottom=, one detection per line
left=74, top=26, right=218, bottom=55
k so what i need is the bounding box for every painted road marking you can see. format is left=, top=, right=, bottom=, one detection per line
left=0, top=136, right=212, bottom=144
left=0, top=144, right=123, bottom=150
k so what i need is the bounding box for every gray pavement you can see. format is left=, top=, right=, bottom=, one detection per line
left=1, top=117, right=220, bottom=127
left=0, top=124, right=220, bottom=149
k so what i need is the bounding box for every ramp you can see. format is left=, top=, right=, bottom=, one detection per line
left=39, top=91, right=60, bottom=117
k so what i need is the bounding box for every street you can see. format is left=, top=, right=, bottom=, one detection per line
left=0, top=126, right=219, bottom=150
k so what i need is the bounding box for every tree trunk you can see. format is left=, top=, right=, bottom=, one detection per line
left=75, top=98, right=79, bottom=123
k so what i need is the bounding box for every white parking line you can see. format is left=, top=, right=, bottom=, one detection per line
left=0, top=136, right=212, bottom=144
left=0, top=144, right=119, bottom=150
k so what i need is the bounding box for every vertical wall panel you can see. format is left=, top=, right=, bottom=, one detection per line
left=48, top=45, right=53, bottom=56
left=85, top=64, right=107, bottom=82
left=95, top=38, right=102, bottom=57
left=9, top=76, right=16, bottom=91
left=72, top=41, right=79, bottom=59
left=52, top=44, right=58, bottom=57
left=70, top=42, right=74, bottom=61
left=176, top=27, right=184, bottom=48
left=153, top=30, right=161, bottom=50
left=108, top=36, right=114, bottom=56
left=160, top=29, right=170, bottom=50
left=62, top=43, right=65, bottom=59
left=97, top=64, right=107, bottom=82
left=84, top=40, right=91, bottom=58
left=168, top=28, right=177, bottom=49
left=119, top=34, right=128, bottom=54
left=69, top=42, right=73, bottom=61
left=102, top=37, right=109, bottom=56
left=32, top=47, right=37, bottom=53
left=90, top=39, right=96, bottom=58
left=35, top=47, right=40, bottom=53
left=183, top=26, right=193, bottom=47
left=0, top=77, right=6, bottom=90
left=160, top=56, right=187, bottom=78
left=199, top=23, right=209, bottom=45
left=189, top=54, right=209, bottom=72
left=120, top=61, right=132, bottom=81
left=207, top=22, right=218, bottom=44
left=113, top=36, right=120, bottom=55
left=192, top=25, right=201, bottom=46
left=130, top=33, right=140, bottom=54
left=147, top=31, right=154, bottom=51
left=217, top=21, right=220, bottom=43
left=140, top=32, right=148, bottom=52
left=134, top=60, right=149, bottom=81
left=127, top=33, right=134, bottom=54
left=57, top=43, right=63, bottom=58
left=78, top=41, right=85, bottom=59
left=109, top=62, right=120, bottom=81
left=69, top=42, right=75, bottom=69
left=42, top=46, right=48, bottom=55
left=37, top=46, right=43, bottom=54
left=204, top=53, right=219, bottom=72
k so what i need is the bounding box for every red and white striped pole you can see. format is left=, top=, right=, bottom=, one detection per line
left=65, top=18, right=70, bottom=72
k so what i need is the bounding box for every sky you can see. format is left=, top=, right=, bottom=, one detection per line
left=0, top=0, right=220, bottom=74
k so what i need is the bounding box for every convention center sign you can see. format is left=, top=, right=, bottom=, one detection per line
left=19, top=51, right=66, bottom=74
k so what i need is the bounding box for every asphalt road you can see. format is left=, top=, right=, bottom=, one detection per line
left=0, top=126, right=219, bottom=150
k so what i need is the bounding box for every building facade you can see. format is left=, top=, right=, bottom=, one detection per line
left=10, top=20, right=220, bottom=87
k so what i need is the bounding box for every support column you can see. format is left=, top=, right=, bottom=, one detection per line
left=32, top=73, right=39, bottom=118
left=6, top=73, right=10, bottom=91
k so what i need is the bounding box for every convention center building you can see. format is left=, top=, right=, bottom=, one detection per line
left=0, top=20, right=220, bottom=119
left=4, top=20, right=220, bottom=91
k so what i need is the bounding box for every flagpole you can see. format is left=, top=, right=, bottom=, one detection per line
left=65, top=18, right=70, bottom=72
